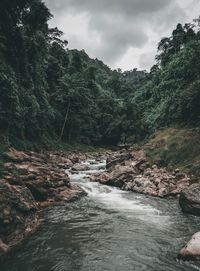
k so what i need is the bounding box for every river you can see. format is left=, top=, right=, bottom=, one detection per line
left=1, top=159, right=200, bottom=271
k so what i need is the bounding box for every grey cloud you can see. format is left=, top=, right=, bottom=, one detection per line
left=45, top=0, right=188, bottom=69
left=150, top=2, right=185, bottom=33
left=87, top=15, right=148, bottom=62
left=139, top=51, right=156, bottom=70
left=46, top=0, right=173, bottom=16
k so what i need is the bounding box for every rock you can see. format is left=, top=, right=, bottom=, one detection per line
left=0, top=148, right=89, bottom=255
left=90, top=165, right=136, bottom=188
left=108, top=165, right=136, bottom=187
left=57, top=161, right=73, bottom=169
left=0, top=239, right=9, bottom=253
left=174, top=168, right=180, bottom=173
left=0, top=180, right=39, bottom=255
left=125, top=159, right=146, bottom=172
left=68, top=154, right=79, bottom=164
left=89, top=172, right=110, bottom=184
left=78, top=154, right=87, bottom=161
left=179, top=183, right=200, bottom=215
left=3, top=149, right=88, bottom=206
left=91, top=148, right=190, bottom=198
left=123, top=176, right=158, bottom=197
left=57, top=185, right=87, bottom=203
left=106, top=151, right=131, bottom=171
left=178, top=232, right=200, bottom=261
left=4, top=148, right=31, bottom=162
left=71, top=164, right=90, bottom=172
left=175, top=172, right=186, bottom=180
left=123, top=182, right=133, bottom=191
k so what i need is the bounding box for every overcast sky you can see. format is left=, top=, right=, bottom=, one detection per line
left=45, top=0, right=200, bottom=71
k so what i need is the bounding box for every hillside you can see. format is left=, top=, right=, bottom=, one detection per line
left=0, top=0, right=199, bottom=154
left=144, top=127, right=200, bottom=178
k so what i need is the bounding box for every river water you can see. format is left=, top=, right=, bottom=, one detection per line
left=1, top=160, right=200, bottom=271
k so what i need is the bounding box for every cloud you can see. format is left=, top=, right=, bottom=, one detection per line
left=87, top=15, right=148, bottom=63
left=139, top=51, right=156, bottom=70
left=46, top=0, right=172, bottom=16
left=45, top=0, right=196, bottom=70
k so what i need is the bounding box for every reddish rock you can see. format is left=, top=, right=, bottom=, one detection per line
left=71, top=164, right=90, bottom=172
left=179, top=232, right=200, bottom=261
left=0, top=148, right=88, bottom=256
left=0, top=180, right=40, bottom=256
left=90, top=148, right=190, bottom=198
left=106, top=151, right=131, bottom=171
left=89, top=172, right=110, bottom=184
left=4, top=148, right=31, bottom=162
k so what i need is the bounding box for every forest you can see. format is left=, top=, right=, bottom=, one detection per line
left=0, top=0, right=200, bottom=148
left=2, top=1, right=200, bottom=269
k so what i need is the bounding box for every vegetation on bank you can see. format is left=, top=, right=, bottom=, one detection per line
left=0, top=1, right=200, bottom=170
left=144, top=127, right=200, bottom=178
left=7, top=137, right=98, bottom=153
left=0, top=135, right=7, bottom=177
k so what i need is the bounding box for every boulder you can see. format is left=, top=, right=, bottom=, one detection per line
left=4, top=160, right=72, bottom=203
left=89, top=172, right=110, bottom=184
left=0, top=148, right=89, bottom=255
left=107, top=165, right=136, bottom=187
left=71, top=164, right=90, bottom=172
left=91, top=148, right=190, bottom=198
left=0, top=180, right=39, bottom=255
left=106, top=151, right=131, bottom=171
left=179, top=183, right=200, bottom=215
left=179, top=232, right=200, bottom=261
left=68, top=154, right=79, bottom=164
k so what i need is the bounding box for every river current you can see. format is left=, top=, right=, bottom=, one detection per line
left=1, top=159, right=200, bottom=271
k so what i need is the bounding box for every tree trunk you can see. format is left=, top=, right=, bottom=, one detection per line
left=59, top=101, right=70, bottom=141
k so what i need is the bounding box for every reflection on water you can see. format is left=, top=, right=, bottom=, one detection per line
left=1, top=160, right=200, bottom=271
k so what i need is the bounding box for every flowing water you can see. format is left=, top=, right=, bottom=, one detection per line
left=1, top=159, right=200, bottom=271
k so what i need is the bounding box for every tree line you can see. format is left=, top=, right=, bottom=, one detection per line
left=0, top=0, right=199, bottom=147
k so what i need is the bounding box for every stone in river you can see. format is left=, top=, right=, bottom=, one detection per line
left=178, top=232, right=200, bottom=261
left=179, top=183, right=200, bottom=216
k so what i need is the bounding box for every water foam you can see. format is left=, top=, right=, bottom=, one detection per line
left=66, top=160, right=171, bottom=225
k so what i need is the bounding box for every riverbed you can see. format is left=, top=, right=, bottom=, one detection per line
left=1, top=160, right=200, bottom=271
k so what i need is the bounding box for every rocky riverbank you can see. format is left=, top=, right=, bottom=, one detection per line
left=0, top=148, right=100, bottom=256
left=1, top=146, right=200, bottom=261
left=90, top=148, right=191, bottom=198
left=89, top=148, right=200, bottom=261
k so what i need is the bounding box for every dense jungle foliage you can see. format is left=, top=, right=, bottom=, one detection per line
left=0, top=0, right=200, bottom=147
